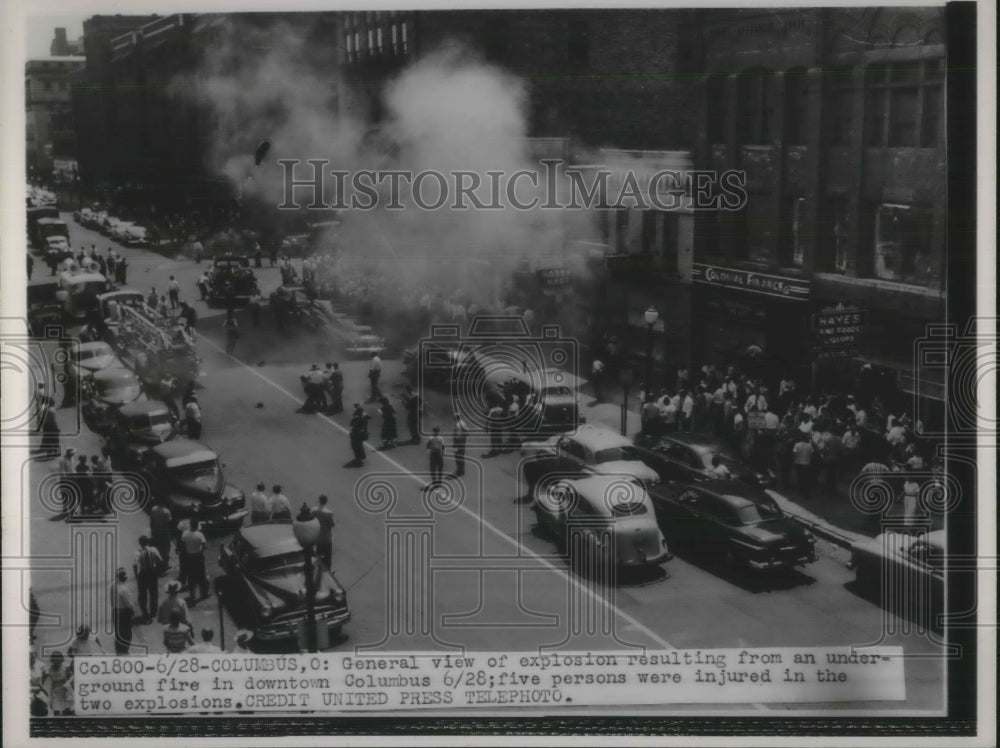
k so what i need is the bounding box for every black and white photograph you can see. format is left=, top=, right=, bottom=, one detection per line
left=0, top=0, right=994, bottom=744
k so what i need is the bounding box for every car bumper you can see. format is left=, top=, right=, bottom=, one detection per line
left=255, top=608, right=351, bottom=642
left=200, top=508, right=249, bottom=531
left=747, top=549, right=817, bottom=571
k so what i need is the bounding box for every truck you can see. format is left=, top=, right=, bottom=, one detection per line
left=112, top=303, right=200, bottom=393
left=27, top=205, right=59, bottom=248
left=207, top=255, right=259, bottom=306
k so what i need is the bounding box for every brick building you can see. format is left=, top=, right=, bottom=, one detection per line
left=25, top=57, right=84, bottom=177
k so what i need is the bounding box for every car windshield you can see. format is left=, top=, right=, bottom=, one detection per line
left=594, top=445, right=641, bottom=463
left=610, top=501, right=648, bottom=517
left=252, top=550, right=305, bottom=574
left=171, top=459, right=220, bottom=480
left=736, top=500, right=783, bottom=525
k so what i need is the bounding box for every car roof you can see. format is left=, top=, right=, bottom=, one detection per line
left=566, top=424, right=632, bottom=451
left=118, top=399, right=171, bottom=417
left=567, top=475, right=649, bottom=515
left=239, top=522, right=303, bottom=559
left=61, top=272, right=106, bottom=285
left=688, top=479, right=772, bottom=509
left=150, top=439, right=217, bottom=464
left=92, top=367, right=137, bottom=384
left=659, top=432, right=725, bottom=452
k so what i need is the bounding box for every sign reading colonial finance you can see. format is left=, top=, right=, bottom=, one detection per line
left=692, top=264, right=810, bottom=300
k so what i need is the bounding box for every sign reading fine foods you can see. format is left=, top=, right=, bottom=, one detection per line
left=692, top=264, right=810, bottom=300
left=538, top=267, right=572, bottom=288
left=813, top=306, right=867, bottom=353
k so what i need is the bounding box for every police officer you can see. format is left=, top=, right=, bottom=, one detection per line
left=300, top=364, right=327, bottom=413
left=348, top=404, right=369, bottom=467
left=325, top=363, right=344, bottom=414
left=403, top=386, right=421, bottom=444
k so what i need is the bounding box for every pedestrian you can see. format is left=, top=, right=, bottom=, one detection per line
left=149, top=500, right=173, bottom=574
left=197, top=272, right=210, bottom=301
left=168, top=276, right=180, bottom=309
left=162, top=608, right=195, bottom=654
left=133, top=536, right=163, bottom=623
left=709, top=454, right=731, bottom=479
left=403, top=385, right=421, bottom=444
left=641, top=395, right=661, bottom=439
left=268, top=485, right=292, bottom=520
left=424, top=426, right=446, bottom=488
left=249, top=482, right=270, bottom=524
left=184, top=396, right=202, bottom=439
left=452, top=412, right=469, bottom=477
left=248, top=290, right=262, bottom=327
left=109, top=567, right=137, bottom=655
left=325, top=363, right=344, bottom=414
left=222, top=310, right=239, bottom=356
left=591, top=358, right=605, bottom=402
left=187, top=628, right=222, bottom=654
left=116, top=257, right=128, bottom=285
left=41, top=651, right=73, bottom=715
left=819, top=429, right=843, bottom=491
left=178, top=302, right=198, bottom=334
left=349, top=404, right=369, bottom=467
left=680, top=390, right=695, bottom=432
left=312, top=494, right=335, bottom=570
left=300, top=363, right=327, bottom=413
left=368, top=352, right=383, bottom=402
left=269, top=248, right=278, bottom=267
left=27, top=253, right=34, bottom=280
left=157, top=581, right=191, bottom=627
left=192, top=238, right=204, bottom=264
left=148, top=287, right=159, bottom=310
left=68, top=624, right=105, bottom=658
left=254, top=247, right=263, bottom=269
left=375, top=397, right=395, bottom=449
left=792, top=435, right=815, bottom=499
left=179, top=518, right=209, bottom=603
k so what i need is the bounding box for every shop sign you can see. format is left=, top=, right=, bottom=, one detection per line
left=692, top=263, right=810, bottom=300
left=813, top=305, right=867, bottom=354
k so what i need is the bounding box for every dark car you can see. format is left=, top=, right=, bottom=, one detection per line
left=649, top=479, right=816, bottom=573
left=208, top=255, right=259, bottom=306
left=104, top=399, right=179, bottom=465
left=28, top=281, right=64, bottom=336
left=81, top=367, right=143, bottom=434
left=634, top=432, right=771, bottom=488
left=218, top=521, right=351, bottom=646
left=138, top=440, right=248, bottom=529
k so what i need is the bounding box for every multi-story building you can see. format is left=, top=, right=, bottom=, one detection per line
left=25, top=57, right=84, bottom=178
left=50, top=28, right=84, bottom=57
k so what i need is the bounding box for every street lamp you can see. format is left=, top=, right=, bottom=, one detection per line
left=643, top=306, right=659, bottom=398
left=292, top=503, right=320, bottom=653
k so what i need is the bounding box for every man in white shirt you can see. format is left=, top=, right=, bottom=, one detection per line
left=680, top=391, right=695, bottom=431
left=179, top=519, right=209, bottom=602
left=249, top=482, right=269, bottom=524
left=268, top=485, right=291, bottom=520
left=187, top=628, right=223, bottom=654
left=368, top=353, right=383, bottom=402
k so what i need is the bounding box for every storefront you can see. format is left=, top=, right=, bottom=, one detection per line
left=692, top=263, right=811, bottom=386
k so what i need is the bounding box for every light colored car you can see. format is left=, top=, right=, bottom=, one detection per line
left=122, top=224, right=149, bottom=246
left=68, top=340, right=120, bottom=383
left=345, top=333, right=387, bottom=358
left=521, top=423, right=660, bottom=494
left=110, top=221, right=135, bottom=242
left=534, top=474, right=670, bottom=570
left=45, top=235, right=72, bottom=261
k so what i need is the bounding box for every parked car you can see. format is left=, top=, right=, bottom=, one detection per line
left=521, top=424, right=660, bottom=502
left=218, top=520, right=351, bottom=644
left=81, top=366, right=143, bottom=434
left=649, top=479, right=816, bottom=573
left=44, top=235, right=73, bottom=264
left=67, top=340, right=120, bottom=387
left=850, top=529, right=944, bottom=628
left=103, top=399, right=180, bottom=465
left=345, top=332, right=387, bottom=358
left=533, top=474, right=670, bottom=571
left=208, top=255, right=259, bottom=305
left=138, top=439, right=248, bottom=529
left=634, top=432, right=772, bottom=488
left=121, top=224, right=149, bottom=246
left=110, top=221, right=135, bottom=243
left=27, top=281, right=64, bottom=336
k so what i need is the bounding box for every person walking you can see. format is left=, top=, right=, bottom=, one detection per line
left=426, top=426, right=446, bottom=488
left=184, top=396, right=202, bottom=439
left=248, top=290, right=263, bottom=327
left=368, top=353, right=383, bottom=402
left=168, top=276, right=181, bottom=310
left=379, top=397, right=397, bottom=449
left=157, top=581, right=191, bottom=628
left=222, top=311, right=239, bottom=356
left=349, top=404, right=369, bottom=467
left=149, top=501, right=173, bottom=574
left=312, top=494, right=336, bottom=571
left=162, top=608, right=195, bottom=654
left=179, top=518, right=209, bottom=603
left=300, top=364, right=327, bottom=413
left=109, top=567, right=138, bottom=655
left=187, top=628, right=222, bottom=653
left=325, top=363, right=344, bottom=414
left=452, top=413, right=469, bottom=478
left=249, top=482, right=270, bottom=524
left=148, top=287, right=159, bottom=310
left=403, top=386, right=422, bottom=444
left=133, top=536, right=163, bottom=623
left=591, top=358, right=605, bottom=403
left=268, top=485, right=292, bottom=520
left=792, top=435, right=815, bottom=499
left=196, top=272, right=210, bottom=301
left=179, top=302, right=198, bottom=334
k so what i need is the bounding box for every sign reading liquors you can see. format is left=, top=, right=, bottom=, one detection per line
left=692, top=264, right=810, bottom=300
left=813, top=306, right=867, bottom=353
left=538, top=267, right=571, bottom=288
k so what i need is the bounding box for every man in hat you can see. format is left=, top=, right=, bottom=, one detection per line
left=133, top=536, right=163, bottom=623
left=249, top=482, right=270, bottom=524
left=109, top=567, right=137, bottom=655
left=157, top=581, right=190, bottom=628
left=149, top=501, right=173, bottom=574
left=268, top=485, right=292, bottom=520
left=348, top=404, right=369, bottom=466
left=325, top=363, right=344, bottom=414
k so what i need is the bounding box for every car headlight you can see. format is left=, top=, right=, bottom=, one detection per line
left=192, top=500, right=202, bottom=512
left=260, top=603, right=273, bottom=619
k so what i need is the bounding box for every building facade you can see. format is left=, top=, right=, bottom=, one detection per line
left=25, top=57, right=84, bottom=178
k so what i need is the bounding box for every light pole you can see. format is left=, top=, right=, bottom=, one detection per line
left=292, top=503, right=320, bottom=653
left=644, top=306, right=659, bottom=399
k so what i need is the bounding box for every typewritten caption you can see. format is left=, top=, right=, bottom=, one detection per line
left=74, top=647, right=904, bottom=713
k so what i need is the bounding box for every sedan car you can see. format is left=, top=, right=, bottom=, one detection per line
left=218, top=521, right=351, bottom=646
left=67, top=341, right=120, bottom=384
left=534, top=474, right=670, bottom=570
left=44, top=235, right=73, bottom=264
left=103, top=399, right=179, bottom=465
left=850, top=529, right=944, bottom=628
left=121, top=224, right=149, bottom=246
left=81, top=367, right=143, bottom=434
left=649, top=479, right=816, bottom=573
left=138, top=439, right=248, bottom=529
left=634, top=432, right=771, bottom=488
left=345, top=332, right=387, bottom=358
left=521, top=424, right=660, bottom=500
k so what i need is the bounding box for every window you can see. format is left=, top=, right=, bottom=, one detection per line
left=780, top=196, right=805, bottom=267
left=345, top=34, right=353, bottom=61
left=865, top=60, right=943, bottom=147
left=401, top=22, right=408, bottom=54
left=783, top=68, right=809, bottom=145
left=376, top=27, right=383, bottom=54
left=567, top=19, right=589, bottom=69
left=825, top=67, right=854, bottom=145
left=737, top=69, right=777, bottom=144
left=391, top=24, right=398, bottom=54
left=818, top=194, right=849, bottom=273
left=873, top=204, right=934, bottom=284
left=707, top=74, right=728, bottom=144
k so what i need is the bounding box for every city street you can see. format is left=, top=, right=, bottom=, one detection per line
left=25, top=215, right=947, bottom=712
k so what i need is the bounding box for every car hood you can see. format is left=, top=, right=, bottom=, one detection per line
left=79, top=354, right=117, bottom=372
left=94, top=386, right=142, bottom=406
left=245, top=565, right=343, bottom=614
left=173, top=474, right=224, bottom=499
left=130, top=425, right=176, bottom=445
left=592, top=461, right=659, bottom=483
left=742, top=518, right=808, bottom=546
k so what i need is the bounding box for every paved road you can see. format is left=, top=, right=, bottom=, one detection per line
left=24, top=215, right=947, bottom=712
